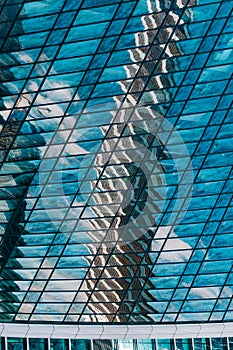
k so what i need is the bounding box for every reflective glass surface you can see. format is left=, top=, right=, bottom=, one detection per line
left=0, top=0, right=232, bottom=324
left=0, top=338, right=232, bottom=350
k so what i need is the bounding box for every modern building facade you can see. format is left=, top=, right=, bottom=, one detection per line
left=0, top=0, right=233, bottom=346
left=1, top=337, right=233, bottom=350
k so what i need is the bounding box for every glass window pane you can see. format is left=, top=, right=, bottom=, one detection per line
left=29, top=339, right=48, bottom=350
left=71, top=340, right=91, bottom=350
left=157, top=339, right=175, bottom=350
left=211, top=338, right=228, bottom=350
left=7, top=339, right=25, bottom=350
left=92, top=340, right=113, bottom=350
left=50, top=340, right=68, bottom=350
left=176, top=339, right=192, bottom=350
left=0, top=339, right=5, bottom=350
left=193, top=339, right=210, bottom=350
left=229, top=338, right=233, bottom=350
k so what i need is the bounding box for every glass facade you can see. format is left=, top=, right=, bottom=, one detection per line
left=0, top=338, right=233, bottom=350
left=0, top=0, right=232, bottom=325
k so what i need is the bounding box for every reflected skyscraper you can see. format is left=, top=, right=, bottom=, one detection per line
left=0, top=0, right=232, bottom=341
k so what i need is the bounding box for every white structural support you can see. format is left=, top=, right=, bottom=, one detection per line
left=0, top=322, right=232, bottom=339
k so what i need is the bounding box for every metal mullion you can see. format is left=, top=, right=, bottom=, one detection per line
left=80, top=1, right=125, bottom=11
left=24, top=338, right=28, bottom=350
left=227, top=337, right=231, bottom=350
left=7, top=28, right=51, bottom=40
left=151, top=339, right=157, bottom=350
left=191, top=338, right=195, bottom=350
left=209, top=338, right=213, bottom=350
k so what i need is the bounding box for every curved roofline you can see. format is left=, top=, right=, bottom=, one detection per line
left=0, top=322, right=232, bottom=339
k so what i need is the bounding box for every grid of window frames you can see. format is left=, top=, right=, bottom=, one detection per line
left=0, top=338, right=233, bottom=350
left=0, top=0, right=232, bottom=324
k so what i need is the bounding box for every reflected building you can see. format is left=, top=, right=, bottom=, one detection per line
left=0, top=0, right=232, bottom=343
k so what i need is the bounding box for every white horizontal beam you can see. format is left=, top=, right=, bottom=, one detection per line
left=0, top=322, right=232, bottom=339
